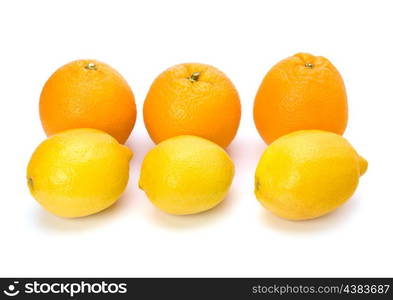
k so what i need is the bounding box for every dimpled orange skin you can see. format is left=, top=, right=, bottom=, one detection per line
left=253, top=53, right=348, bottom=144
left=143, top=63, right=241, bottom=148
left=40, top=59, right=136, bottom=144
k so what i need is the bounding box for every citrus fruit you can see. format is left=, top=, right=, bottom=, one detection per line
left=254, top=130, right=367, bottom=220
left=254, top=53, right=348, bottom=144
left=40, top=59, right=136, bottom=144
left=143, top=63, right=241, bottom=148
left=27, top=128, right=132, bottom=218
left=139, top=135, right=234, bottom=215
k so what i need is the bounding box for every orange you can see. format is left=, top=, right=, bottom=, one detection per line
left=40, top=59, right=136, bottom=144
left=143, top=63, right=241, bottom=148
left=253, top=53, right=348, bottom=144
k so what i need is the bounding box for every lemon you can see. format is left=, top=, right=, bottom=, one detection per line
left=27, top=128, right=132, bottom=218
left=139, top=135, right=234, bottom=215
left=255, top=130, right=367, bottom=220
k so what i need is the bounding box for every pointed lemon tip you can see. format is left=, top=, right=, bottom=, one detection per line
left=27, top=176, right=34, bottom=193
left=138, top=176, right=146, bottom=191
left=358, top=155, right=368, bottom=177
left=254, top=176, right=261, bottom=195
left=121, top=145, right=133, bottom=161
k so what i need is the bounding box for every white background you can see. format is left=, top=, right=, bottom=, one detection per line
left=0, top=0, right=391, bottom=277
